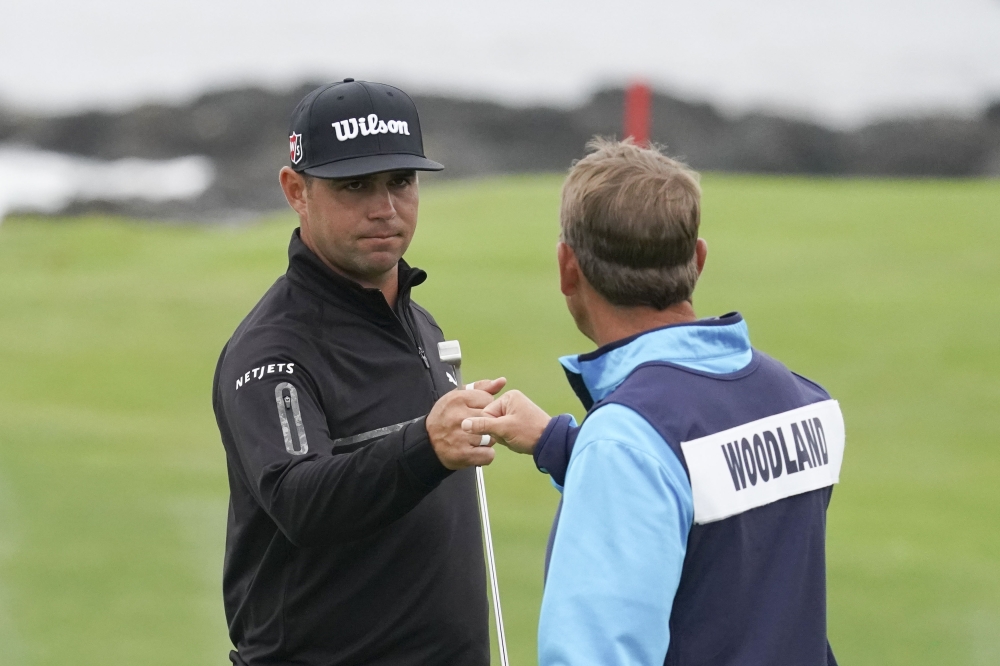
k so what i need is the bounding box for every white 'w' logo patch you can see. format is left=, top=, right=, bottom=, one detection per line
left=680, top=400, right=845, bottom=524
left=332, top=114, right=410, bottom=141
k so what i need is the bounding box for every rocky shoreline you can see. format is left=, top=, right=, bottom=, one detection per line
left=2, top=84, right=997, bottom=220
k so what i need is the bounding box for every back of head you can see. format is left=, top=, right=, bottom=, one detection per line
left=561, top=138, right=702, bottom=310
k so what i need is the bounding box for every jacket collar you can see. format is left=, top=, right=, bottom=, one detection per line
left=560, top=313, right=753, bottom=409
left=284, top=228, right=427, bottom=321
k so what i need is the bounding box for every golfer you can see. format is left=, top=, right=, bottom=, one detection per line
left=212, top=80, right=501, bottom=666
left=464, top=138, right=845, bottom=665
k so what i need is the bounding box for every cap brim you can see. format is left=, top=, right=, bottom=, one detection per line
left=301, top=154, right=444, bottom=178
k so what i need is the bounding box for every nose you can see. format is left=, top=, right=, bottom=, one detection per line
left=368, top=183, right=397, bottom=221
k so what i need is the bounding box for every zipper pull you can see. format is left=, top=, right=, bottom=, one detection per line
left=417, top=346, right=430, bottom=368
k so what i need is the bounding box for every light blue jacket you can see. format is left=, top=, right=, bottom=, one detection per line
left=538, top=317, right=754, bottom=666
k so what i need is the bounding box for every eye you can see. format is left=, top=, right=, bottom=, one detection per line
left=389, top=173, right=415, bottom=188
left=344, top=180, right=367, bottom=191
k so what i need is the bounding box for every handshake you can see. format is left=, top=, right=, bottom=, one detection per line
left=425, top=377, right=553, bottom=471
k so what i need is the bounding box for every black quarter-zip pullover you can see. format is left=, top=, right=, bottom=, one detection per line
left=212, top=229, right=488, bottom=666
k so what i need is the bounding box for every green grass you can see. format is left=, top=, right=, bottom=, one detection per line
left=0, top=174, right=998, bottom=665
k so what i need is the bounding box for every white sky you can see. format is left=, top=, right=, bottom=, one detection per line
left=2, top=0, right=999, bottom=127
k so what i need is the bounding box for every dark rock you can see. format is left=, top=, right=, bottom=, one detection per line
left=2, top=83, right=997, bottom=220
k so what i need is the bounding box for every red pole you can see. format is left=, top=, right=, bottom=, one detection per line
left=623, top=82, right=652, bottom=146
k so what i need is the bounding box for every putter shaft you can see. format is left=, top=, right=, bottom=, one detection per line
left=476, top=465, right=510, bottom=666
left=444, top=354, right=510, bottom=666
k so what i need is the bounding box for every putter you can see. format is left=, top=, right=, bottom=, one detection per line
left=437, top=340, right=510, bottom=666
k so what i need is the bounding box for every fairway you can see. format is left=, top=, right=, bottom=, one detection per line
left=0, top=174, right=998, bottom=665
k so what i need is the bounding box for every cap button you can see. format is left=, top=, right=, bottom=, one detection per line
left=343, top=78, right=355, bottom=83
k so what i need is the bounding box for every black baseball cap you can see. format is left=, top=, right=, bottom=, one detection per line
left=287, top=79, right=443, bottom=178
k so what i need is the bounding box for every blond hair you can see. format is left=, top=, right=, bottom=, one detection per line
left=560, top=137, right=702, bottom=309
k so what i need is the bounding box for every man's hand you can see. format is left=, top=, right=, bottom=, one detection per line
left=467, top=377, right=507, bottom=395
left=461, top=390, right=551, bottom=455
left=426, top=378, right=506, bottom=470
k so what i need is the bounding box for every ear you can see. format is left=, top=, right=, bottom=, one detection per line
left=279, top=167, right=309, bottom=219
left=695, top=238, right=708, bottom=276
left=557, top=242, right=581, bottom=297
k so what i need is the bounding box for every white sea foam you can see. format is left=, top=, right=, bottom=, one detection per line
left=0, top=146, right=214, bottom=221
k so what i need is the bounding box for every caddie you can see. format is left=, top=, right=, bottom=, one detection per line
left=464, top=138, right=845, bottom=665
left=212, top=79, right=502, bottom=666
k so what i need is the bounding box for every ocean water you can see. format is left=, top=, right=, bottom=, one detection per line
left=0, top=147, right=214, bottom=221
left=2, top=0, right=1000, bottom=127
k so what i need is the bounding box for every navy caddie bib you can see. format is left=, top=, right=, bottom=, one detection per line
left=592, top=349, right=842, bottom=666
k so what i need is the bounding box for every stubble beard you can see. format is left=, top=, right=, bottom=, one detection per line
left=337, top=238, right=409, bottom=286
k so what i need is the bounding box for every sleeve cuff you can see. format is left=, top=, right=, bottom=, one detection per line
left=533, top=414, right=579, bottom=487
left=399, top=417, right=453, bottom=489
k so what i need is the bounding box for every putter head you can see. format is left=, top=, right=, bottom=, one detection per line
left=437, top=340, right=462, bottom=367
